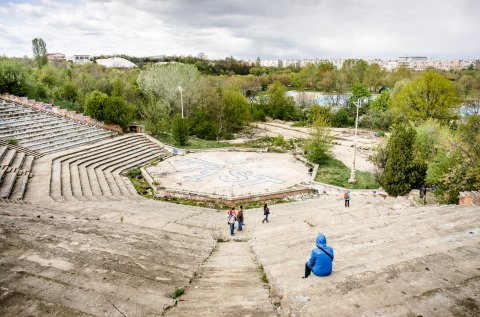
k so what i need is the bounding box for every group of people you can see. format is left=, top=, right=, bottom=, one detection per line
left=226, top=203, right=271, bottom=236
left=227, top=205, right=335, bottom=278
left=227, top=205, right=244, bottom=236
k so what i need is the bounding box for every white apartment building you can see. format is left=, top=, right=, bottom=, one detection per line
left=47, top=53, right=66, bottom=61
left=69, top=55, right=91, bottom=65
left=259, top=60, right=280, bottom=67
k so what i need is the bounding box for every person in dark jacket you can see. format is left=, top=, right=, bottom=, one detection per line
left=303, top=233, right=334, bottom=278
left=237, top=206, right=244, bottom=231
left=262, top=203, right=270, bottom=223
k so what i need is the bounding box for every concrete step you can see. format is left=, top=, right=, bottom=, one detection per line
left=9, top=156, right=35, bottom=201
left=167, top=241, right=276, bottom=317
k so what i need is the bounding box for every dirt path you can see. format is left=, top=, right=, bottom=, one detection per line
left=167, top=238, right=277, bottom=317
left=248, top=122, right=379, bottom=172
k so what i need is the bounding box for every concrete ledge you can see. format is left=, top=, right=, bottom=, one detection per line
left=459, top=190, right=480, bottom=206
left=187, top=147, right=267, bottom=153
left=142, top=133, right=186, bottom=156
left=153, top=186, right=312, bottom=206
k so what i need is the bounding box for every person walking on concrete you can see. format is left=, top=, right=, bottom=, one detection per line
left=303, top=233, right=334, bottom=278
left=262, top=203, right=270, bottom=223
left=227, top=207, right=237, bottom=236
left=344, top=190, right=351, bottom=207
left=237, top=206, right=244, bottom=231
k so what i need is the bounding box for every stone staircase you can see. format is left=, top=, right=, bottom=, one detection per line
left=49, top=134, right=170, bottom=201
left=246, top=196, right=480, bottom=316
left=0, top=100, right=114, bottom=155
left=0, top=145, right=35, bottom=202
left=0, top=200, right=222, bottom=317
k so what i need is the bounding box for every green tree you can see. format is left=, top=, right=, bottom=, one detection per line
left=171, top=113, right=189, bottom=146
left=139, top=97, right=170, bottom=134
left=341, top=59, right=368, bottom=86
left=104, top=97, right=135, bottom=131
left=305, top=114, right=332, bottom=164
left=364, top=63, right=386, bottom=92
left=61, top=81, right=78, bottom=102
left=0, top=59, right=32, bottom=96
left=392, top=72, right=458, bottom=123
left=361, top=91, right=392, bottom=130
left=137, top=63, right=200, bottom=116
left=426, top=115, right=480, bottom=203
left=222, top=89, right=250, bottom=130
left=267, top=81, right=297, bottom=120
left=189, top=80, right=223, bottom=140
left=32, top=38, right=48, bottom=68
left=84, top=90, right=108, bottom=121
left=382, top=123, right=425, bottom=196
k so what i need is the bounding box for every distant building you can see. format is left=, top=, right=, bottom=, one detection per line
left=95, top=57, right=137, bottom=68
left=47, top=53, right=66, bottom=61
left=69, top=55, right=91, bottom=65
left=397, top=56, right=427, bottom=70
left=259, top=60, right=280, bottom=67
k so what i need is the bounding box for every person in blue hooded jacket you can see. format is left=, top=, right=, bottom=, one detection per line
left=303, top=233, right=334, bottom=278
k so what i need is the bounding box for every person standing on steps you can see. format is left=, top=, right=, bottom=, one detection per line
left=262, top=203, right=270, bottom=223
left=227, top=207, right=237, bottom=236
left=237, top=206, right=244, bottom=231
left=303, top=233, right=334, bottom=278
left=239, top=205, right=245, bottom=226
left=344, top=190, right=351, bottom=207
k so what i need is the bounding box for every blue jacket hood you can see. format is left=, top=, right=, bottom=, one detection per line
left=316, top=234, right=326, bottom=248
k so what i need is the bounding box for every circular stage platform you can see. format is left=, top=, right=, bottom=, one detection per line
left=144, top=151, right=312, bottom=203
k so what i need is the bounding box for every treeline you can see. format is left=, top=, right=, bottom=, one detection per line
left=1, top=53, right=480, bottom=201
left=92, top=54, right=253, bottom=75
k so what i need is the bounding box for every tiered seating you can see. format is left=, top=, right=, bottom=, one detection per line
left=248, top=197, right=480, bottom=316
left=49, top=134, right=170, bottom=201
left=0, top=100, right=114, bottom=154
left=0, top=200, right=220, bottom=316
left=0, top=145, right=35, bottom=202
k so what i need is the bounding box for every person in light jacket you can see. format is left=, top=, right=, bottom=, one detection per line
left=303, top=233, right=334, bottom=278
left=227, top=207, right=237, bottom=236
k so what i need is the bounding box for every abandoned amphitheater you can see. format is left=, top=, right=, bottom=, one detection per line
left=0, top=96, right=479, bottom=317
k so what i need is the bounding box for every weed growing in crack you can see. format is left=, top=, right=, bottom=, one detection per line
left=258, top=264, right=269, bottom=283
left=171, top=287, right=185, bottom=299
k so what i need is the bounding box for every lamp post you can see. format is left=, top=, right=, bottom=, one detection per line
left=177, top=85, right=184, bottom=118
left=348, top=98, right=365, bottom=184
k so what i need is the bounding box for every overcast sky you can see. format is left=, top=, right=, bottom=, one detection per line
left=0, top=0, right=478, bottom=60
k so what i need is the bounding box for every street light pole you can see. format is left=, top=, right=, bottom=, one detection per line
left=177, top=86, right=184, bottom=118
left=348, top=98, right=363, bottom=184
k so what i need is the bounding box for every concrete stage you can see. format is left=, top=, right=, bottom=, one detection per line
left=145, top=151, right=311, bottom=200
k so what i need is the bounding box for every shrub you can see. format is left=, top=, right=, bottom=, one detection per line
left=171, top=287, right=185, bottom=299
left=126, top=167, right=142, bottom=179
left=6, top=137, right=19, bottom=145
left=330, top=107, right=354, bottom=127
left=171, top=113, right=189, bottom=146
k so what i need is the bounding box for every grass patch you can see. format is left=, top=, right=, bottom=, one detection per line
left=240, top=136, right=297, bottom=152
left=5, top=137, right=19, bottom=145
left=126, top=167, right=142, bottom=178
left=152, top=133, right=233, bottom=149
left=124, top=167, right=155, bottom=198
left=171, top=287, right=185, bottom=299
left=258, top=265, right=269, bottom=283
left=314, top=157, right=380, bottom=189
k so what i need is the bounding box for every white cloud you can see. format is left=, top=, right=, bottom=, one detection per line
left=0, top=0, right=478, bottom=59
